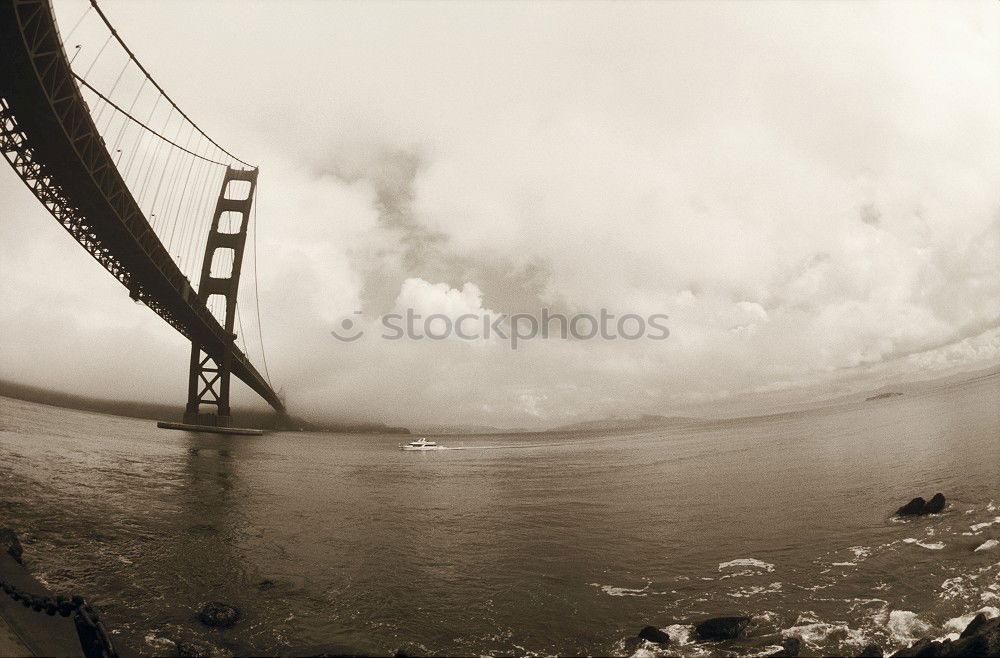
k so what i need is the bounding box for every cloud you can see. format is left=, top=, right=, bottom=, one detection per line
left=394, top=279, right=487, bottom=319
left=1, top=1, right=999, bottom=427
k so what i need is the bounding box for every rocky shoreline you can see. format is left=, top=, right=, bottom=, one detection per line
left=0, top=527, right=85, bottom=656
left=625, top=493, right=1000, bottom=658
left=3, top=489, right=996, bottom=657
left=626, top=612, right=1000, bottom=657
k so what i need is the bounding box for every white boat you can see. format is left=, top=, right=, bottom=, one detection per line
left=400, top=437, right=445, bottom=451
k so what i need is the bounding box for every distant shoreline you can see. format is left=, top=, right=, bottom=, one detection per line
left=0, top=380, right=410, bottom=435
left=4, top=361, right=999, bottom=437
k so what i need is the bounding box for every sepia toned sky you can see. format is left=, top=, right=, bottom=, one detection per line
left=1, top=0, right=999, bottom=428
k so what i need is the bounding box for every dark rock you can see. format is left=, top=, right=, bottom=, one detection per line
left=890, top=614, right=1000, bottom=657
left=857, top=643, right=883, bottom=657
left=695, top=616, right=752, bottom=641
left=638, top=625, right=671, bottom=645
left=768, top=636, right=801, bottom=657
left=197, top=601, right=241, bottom=629
left=959, top=615, right=1000, bottom=654
left=0, top=527, right=23, bottom=564
left=924, top=493, right=946, bottom=514
left=897, top=497, right=926, bottom=516
left=897, top=493, right=946, bottom=516
left=256, top=579, right=276, bottom=591
left=959, top=613, right=989, bottom=639
left=960, top=632, right=1000, bottom=657
left=890, top=638, right=940, bottom=657
left=394, top=643, right=426, bottom=657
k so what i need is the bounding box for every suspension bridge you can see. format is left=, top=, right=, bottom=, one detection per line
left=0, top=0, right=286, bottom=431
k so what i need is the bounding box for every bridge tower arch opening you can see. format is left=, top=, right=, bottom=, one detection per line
left=185, top=167, right=258, bottom=428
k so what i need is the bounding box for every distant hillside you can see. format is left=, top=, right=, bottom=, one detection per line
left=865, top=391, right=904, bottom=402
left=0, top=380, right=409, bottom=435
left=550, top=414, right=701, bottom=433
left=413, top=424, right=534, bottom=435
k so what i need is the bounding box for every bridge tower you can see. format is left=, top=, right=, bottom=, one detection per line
left=184, top=167, right=259, bottom=428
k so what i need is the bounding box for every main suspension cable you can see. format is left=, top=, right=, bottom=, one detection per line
left=74, top=74, right=232, bottom=167
left=86, top=0, right=254, bottom=169
left=251, top=193, right=274, bottom=388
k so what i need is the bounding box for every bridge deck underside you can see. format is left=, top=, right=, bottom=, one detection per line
left=0, top=0, right=283, bottom=414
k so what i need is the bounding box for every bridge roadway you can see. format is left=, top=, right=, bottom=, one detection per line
left=0, top=0, right=284, bottom=414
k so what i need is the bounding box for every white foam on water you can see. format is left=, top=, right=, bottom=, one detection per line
left=975, top=539, right=999, bottom=552
left=749, top=646, right=786, bottom=658
left=885, top=610, right=933, bottom=647
left=727, top=582, right=783, bottom=598
left=756, top=610, right=782, bottom=625
left=718, top=558, right=775, bottom=573
left=941, top=576, right=967, bottom=600
left=782, top=613, right=864, bottom=648
left=143, top=635, right=175, bottom=652
left=803, top=582, right=837, bottom=591
left=832, top=562, right=857, bottom=567
left=849, top=546, right=872, bottom=560
left=628, top=644, right=658, bottom=658
left=589, top=581, right=652, bottom=597
left=629, top=638, right=714, bottom=658
left=665, top=624, right=694, bottom=645
left=970, top=517, right=1000, bottom=533
left=941, top=606, right=1000, bottom=639
left=589, top=579, right=671, bottom=598
left=903, top=538, right=945, bottom=550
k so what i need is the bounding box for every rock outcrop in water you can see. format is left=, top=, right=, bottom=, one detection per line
left=890, top=612, right=1000, bottom=657
left=896, top=493, right=945, bottom=516
left=897, top=497, right=927, bottom=515
left=197, top=602, right=241, bottom=629
left=695, top=616, right=752, bottom=641
left=924, top=493, right=946, bottom=514
left=637, top=626, right=671, bottom=645
left=625, top=609, right=997, bottom=657
left=0, top=527, right=23, bottom=564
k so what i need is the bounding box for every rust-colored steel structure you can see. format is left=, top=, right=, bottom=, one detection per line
left=0, top=0, right=285, bottom=421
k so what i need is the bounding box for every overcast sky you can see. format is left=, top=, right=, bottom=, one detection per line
left=1, top=1, right=999, bottom=428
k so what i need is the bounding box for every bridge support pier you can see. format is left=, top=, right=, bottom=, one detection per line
left=183, top=167, right=258, bottom=428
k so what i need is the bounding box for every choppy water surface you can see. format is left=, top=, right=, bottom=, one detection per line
left=0, top=373, right=998, bottom=656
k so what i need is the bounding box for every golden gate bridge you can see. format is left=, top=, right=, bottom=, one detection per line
left=0, top=0, right=287, bottom=430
